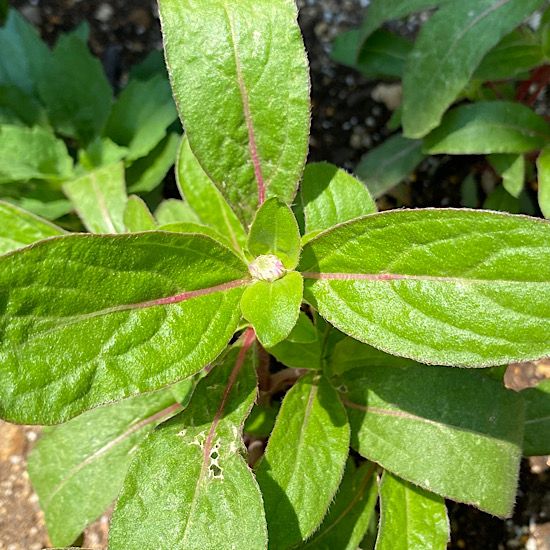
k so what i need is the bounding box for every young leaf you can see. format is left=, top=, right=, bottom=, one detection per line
left=402, top=0, right=546, bottom=138
left=0, top=125, right=73, bottom=183
left=300, top=208, right=550, bottom=367
left=63, top=162, right=127, bottom=234
left=302, top=460, right=378, bottom=550
left=538, top=145, right=550, bottom=219
left=0, top=201, right=65, bottom=254
left=240, top=271, right=303, bottom=348
left=110, top=333, right=268, bottom=550
left=0, top=232, right=249, bottom=424
left=423, top=102, right=550, bottom=155
left=158, top=0, right=310, bottom=223
left=105, top=75, right=178, bottom=162
left=256, top=374, right=350, bottom=549
left=247, top=197, right=301, bottom=269
left=356, top=134, right=424, bottom=198
left=28, top=381, right=192, bottom=547
left=299, top=162, right=376, bottom=237
left=376, top=471, right=449, bottom=550
left=154, top=198, right=200, bottom=225
left=123, top=195, right=156, bottom=232
left=177, top=137, right=246, bottom=252
left=521, top=378, right=550, bottom=456
left=78, top=137, right=128, bottom=170
left=489, top=154, right=525, bottom=198
left=341, top=364, right=524, bottom=517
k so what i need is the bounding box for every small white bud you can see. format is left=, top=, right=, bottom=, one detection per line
left=248, top=254, right=286, bottom=282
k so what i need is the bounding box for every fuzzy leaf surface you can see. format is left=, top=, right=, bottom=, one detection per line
left=521, top=379, right=550, bottom=456
left=539, top=146, right=550, bottom=219
left=256, top=374, right=350, bottom=549
left=28, top=381, right=192, bottom=547
left=376, top=471, right=449, bottom=550
left=158, top=0, right=310, bottom=223
left=402, top=0, right=546, bottom=137
left=154, top=199, right=200, bottom=225
left=123, top=195, right=156, bottom=232
left=110, top=336, right=267, bottom=550
left=300, top=209, right=550, bottom=367
left=0, top=232, right=249, bottom=424
left=341, top=364, right=524, bottom=517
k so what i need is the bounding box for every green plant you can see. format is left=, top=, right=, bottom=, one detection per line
left=0, top=8, right=180, bottom=223
left=1, top=1, right=550, bottom=548
left=332, top=0, right=550, bottom=217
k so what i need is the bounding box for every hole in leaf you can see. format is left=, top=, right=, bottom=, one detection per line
left=210, top=464, right=223, bottom=478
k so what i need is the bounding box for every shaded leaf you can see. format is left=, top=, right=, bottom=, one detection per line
left=521, top=379, right=550, bottom=456
left=154, top=198, right=200, bottom=225
left=78, top=137, right=128, bottom=170
left=489, top=154, right=525, bottom=198
left=0, top=85, right=47, bottom=126
left=538, top=145, right=550, bottom=219
left=123, top=195, right=156, bottom=232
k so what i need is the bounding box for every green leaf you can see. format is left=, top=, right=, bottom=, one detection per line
left=538, top=146, right=550, bottom=219
left=63, top=162, right=127, bottom=234
left=244, top=402, right=279, bottom=438
left=123, top=195, right=156, bottom=232
left=0, top=183, right=72, bottom=221
left=489, top=154, right=525, bottom=198
left=158, top=222, right=232, bottom=247
left=38, top=33, right=112, bottom=144
left=376, top=471, right=449, bottom=550
left=0, top=85, right=47, bottom=126
left=256, top=374, right=350, bottom=549
left=402, top=0, right=546, bottom=138
left=483, top=185, right=523, bottom=214
left=110, top=334, right=268, bottom=550
left=299, top=162, right=376, bottom=237
left=341, top=364, right=524, bottom=517
left=299, top=208, right=550, bottom=367
left=356, top=134, right=424, bottom=198
left=247, top=198, right=301, bottom=269
left=0, top=0, right=7, bottom=26
left=521, top=379, right=550, bottom=456
left=154, top=198, right=200, bottom=225
left=423, top=102, right=550, bottom=154
left=0, top=201, right=65, bottom=254
left=177, top=136, right=246, bottom=252
left=126, top=132, right=180, bottom=193
left=158, top=0, right=310, bottom=224
left=128, top=50, right=168, bottom=82
left=78, top=137, right=128, bottom=170
left=302, top=460, right=378, bottom=550
left=0, top=232, right=249, bottom=424
left=105, top=75, right=178, bottom=162
left=240, top=271, right=303, bottom=348
left=28, top=381, right=192, bottom=547
left=0, top=125, right=73, bottom=183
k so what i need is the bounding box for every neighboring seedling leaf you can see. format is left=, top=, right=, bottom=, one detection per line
left=78, top=137, right=128, bottom=170
left=489, top=154, right=525, bottom=198
left=0, top=232, right=249, bottom=424
left=300, top=209, right=550, bottom=367
left=402, top=0, right=545, bottom=138
left=356, top=134, right=424, bottom=198
left=340, top=364, right=524, bottom=517
left=256, top=374, right=350, bottom=549
left=110, top=333, right=268, bottom=550
left=28, top=381, right=193, bottom=547
left=300, top=162, right=376, bottom=237
left=123, top=195, right=156, bottom=232
left=423, top=102, right=550, bottom=154
left=521, top=379, right=550, bottom=456
left=0, top=85, right=47, bottom=126
left=158, top=0, right=310, bottom=223
left=154, top=199, right=200, bottom=225
left=376, top=471, right=449, bottom=550
left=538, top=145, right=550, bottom=219
left=63, top=162, right=127, bottom=234
left=0, top=201, right=65, bottom=254
left=240, top=271, right=303, bottom=348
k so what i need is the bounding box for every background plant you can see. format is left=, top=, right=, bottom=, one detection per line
left=0, top=1, right=549, bottom=549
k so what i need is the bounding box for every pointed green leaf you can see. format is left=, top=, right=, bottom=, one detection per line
left=489, top=154, right=525, bottom=198
left=78, top=137, right=128, bottom=170
left=303, top=460, right=378, bottom=550
left=300, top=162, right=376, bottom=237
left=521, top=379, right=550, bottom=456
left=0, top=201, right=65, bottom=254
left=0, top=232, right=249, bottom=424
left=63, top=162, right=127, bottom=234
left=538, top=146, right=550, bottom=219
left=423, top=102, right=550, bottom=155
left=341, top=364, right=524, bottom=517
left=0, top=125, right=73, bottom=183
left=300, top=209, right=550, bottom=367
left=28, top=381, right=192, bottom=547
left=247, top=198, right=301, bottom=269
left=356, top=134, right=424, bottom=198
left=105, top=75, right=178, bottom=162
left=123, top=195, right=156, bottom=232
left=110, top=335, right=268, bottom=550
left=376, top=471, right=449, bottom=550
left=240, top=271, right=303, bottom=348
left=256, top=374, right=350, bottom=549
left=0, top=85, right=47, bottom=126
left=158, top=0, right=310, bottom=224
left=177, top=136, right=246, bottom=252
left=154, top=198, right=200, bottom=225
